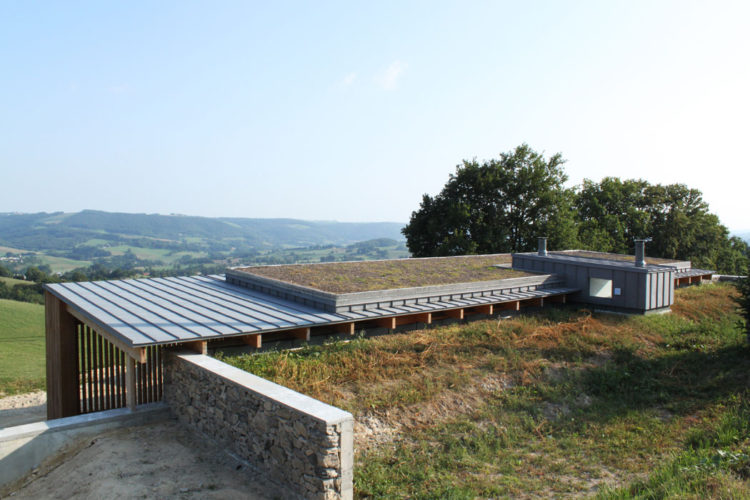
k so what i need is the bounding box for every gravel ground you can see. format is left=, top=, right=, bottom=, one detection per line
left=0, top=391, right=46, bottom=428
left=4, top=419, right=280, bottom=499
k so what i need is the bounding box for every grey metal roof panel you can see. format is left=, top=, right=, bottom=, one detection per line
left=47, top=283, right=157, bottom=346
left=675, top=268, right=714, bottom=278
left=129, top=278, right=294, bottom=330
left=45, top=276, right=579, bottom=348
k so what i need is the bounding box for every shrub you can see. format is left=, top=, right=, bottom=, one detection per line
left=734, top=275, right=750, bottom=344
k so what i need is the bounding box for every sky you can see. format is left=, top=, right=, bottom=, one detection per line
left=1, top=1, right=748, bottom=231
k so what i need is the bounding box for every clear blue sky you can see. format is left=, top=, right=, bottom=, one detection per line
left=1, top=1, right=748, bottom=231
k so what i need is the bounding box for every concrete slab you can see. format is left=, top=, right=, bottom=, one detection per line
left=0, top=403, right=170, bottom=491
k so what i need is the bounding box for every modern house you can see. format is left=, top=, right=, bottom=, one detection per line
left=25, top=243, right=713, bottom=498
left=42, top=242, right=711, bottom=420
left=513, top=238, right=714, bottom=314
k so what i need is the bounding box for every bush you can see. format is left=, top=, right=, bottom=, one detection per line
left=734, top=275, right=750, bottom=343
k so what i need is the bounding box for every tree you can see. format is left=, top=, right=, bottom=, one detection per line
left=575, top=179, right=748, bottom=274
left=735, top=275, right=750, bottom=344
left=402, top=144, right=578, bottom=256
left=24, top=266, right=48, bottom=283
left=576, top=178, right=650, bottom=253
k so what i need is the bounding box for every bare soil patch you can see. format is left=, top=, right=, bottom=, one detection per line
left=235, top=253, right=523, bottom=293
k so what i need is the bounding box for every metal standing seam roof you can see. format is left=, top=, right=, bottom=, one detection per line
left=44, top=274, right=578, bottom=348
left=674, top=268, right=714, bottom=278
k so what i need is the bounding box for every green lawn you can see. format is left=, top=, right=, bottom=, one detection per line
left=37, top=255, right=91, bottom=273
left=0, top=276, right=33, bottom=287
left=0, top=299, right=46, bottom=396
left=106, top=245, right=206, bottom=264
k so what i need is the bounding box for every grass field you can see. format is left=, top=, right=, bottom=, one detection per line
left=222, top=283, right=750, bottom=498
left=0, top=276, right=34, bottom=287
left=0, top=299, right=46, bottom=396
left=106, top=245, right=206, bottom=264
left=39, top=255, right=91, bottom=273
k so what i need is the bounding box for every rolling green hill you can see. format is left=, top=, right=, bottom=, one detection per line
left=0, top=210, right=405, bottom=252
left=0, top=211, right=407, bottom=274
left=0, top=299, right=46, bottom=395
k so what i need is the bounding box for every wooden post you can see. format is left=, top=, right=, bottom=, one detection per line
left=476, top=304, right=493, bottom=315
left=290, top=327, right=311, bottom=341
left=375, top=317, right=396, bottom=330
left=335, top=322, right=356, bottom=335
left=415, top=312, right=432, bottom=325
left=243, top=334, right=262, bottom=348
left=126, top=356, right=136, bottom=411
left=45, top=292, right=80, bottom=419
left=445, top=308, right=464, bottom=320
left=497, top=301, right=520, bottom=311
left=186, top=340, right=208, bottom=355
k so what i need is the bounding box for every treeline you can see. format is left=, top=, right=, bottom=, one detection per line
left=403, top=144, right=748, bottom=274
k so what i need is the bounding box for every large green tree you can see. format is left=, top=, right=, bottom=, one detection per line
left=402, top=144, right=578, bottom=256
left=576, top=178, right=651, bottom=253
left=576, top=179, right=748, bottom=274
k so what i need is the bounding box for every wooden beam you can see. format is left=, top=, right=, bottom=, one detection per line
left=45, top=291, right=80, bottom=419
left=243, top=334, right=262, bottom=348
left=334, top=322, right=356, bottom=335
left=475, top=304, right=493, bottom=315
left=395, top=312, right=432, bottom=327
left=497, top=301, right=520, bottom=311
left=185, top=340, right=208, bottom=355
left=522, top=297, right=544, bottom=308
left=126, top=356, right=136, bottom=411
left=445, top=308, right=464, bottom=320
left=415, top=312, right=432, bottom=324
left=546, top=294, right=567, bottom=304
left=66, top=305, right=147, bottom=364
left=375, top=317, right=396, bottom=330
left=289, top=327, right=311, bottom=341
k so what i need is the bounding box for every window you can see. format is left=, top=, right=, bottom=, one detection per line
left=589, top=278, right=613, bottom=298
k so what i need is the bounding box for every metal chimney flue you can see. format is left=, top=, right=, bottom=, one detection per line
left=634, top=238, right=651, bottom=267
left=538, top=237, right=548, bottom=256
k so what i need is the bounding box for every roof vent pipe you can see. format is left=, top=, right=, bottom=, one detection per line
left=634, top=238, right=651, bottom=267
left=538, top=237, right=548, bottom=256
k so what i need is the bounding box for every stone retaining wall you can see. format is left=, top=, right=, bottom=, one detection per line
left=163, top=352, right=353, bottom=500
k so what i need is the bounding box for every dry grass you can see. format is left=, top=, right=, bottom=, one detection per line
left=233, top=254, right=524, bottom=293
left=220, top=283, right=750, bottom=498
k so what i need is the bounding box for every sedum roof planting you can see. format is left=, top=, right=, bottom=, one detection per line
left=233, top=254, right=530, bottom=294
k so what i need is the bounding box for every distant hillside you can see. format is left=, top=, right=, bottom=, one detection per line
left=0, top=210, right=405, bottom=252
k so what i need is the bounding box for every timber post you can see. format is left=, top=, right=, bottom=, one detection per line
left=45, top=291, right=80, bottom=419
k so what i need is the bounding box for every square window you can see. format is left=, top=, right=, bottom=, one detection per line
left=589, top=278, right=613, bottom=298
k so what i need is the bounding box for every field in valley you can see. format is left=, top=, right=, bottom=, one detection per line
left=222, top=283, right=750, bottom=498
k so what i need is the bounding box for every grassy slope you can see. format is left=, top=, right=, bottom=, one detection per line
left=0, top=299, right=46, bottom=396
left=0, top=276, right=34, bottom=287
left=222, top=284, right=750, bottom=498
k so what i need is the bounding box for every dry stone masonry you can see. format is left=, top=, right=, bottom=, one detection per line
left=163, top=352, right=353, bottom=500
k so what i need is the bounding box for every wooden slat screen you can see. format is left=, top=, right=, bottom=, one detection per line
left=76, top=322, right=163, bottom=414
